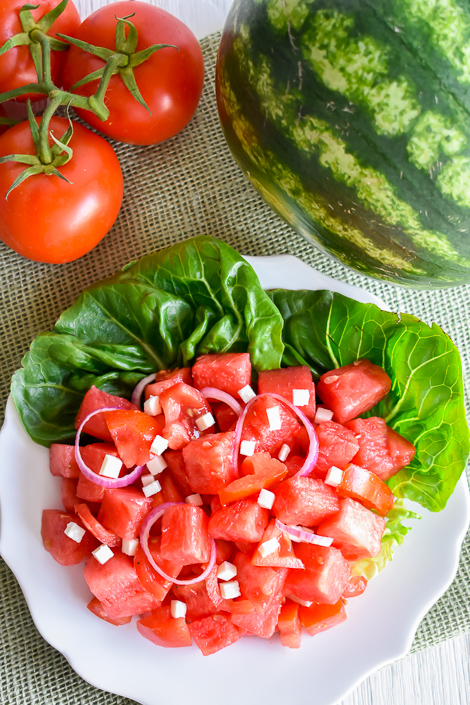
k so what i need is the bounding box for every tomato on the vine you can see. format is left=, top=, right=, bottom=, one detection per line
left=0, top=0, right=81, bottom=101
left=0, top=117, right=123, bottom=263
left=62, top=1, right=205, bottom=146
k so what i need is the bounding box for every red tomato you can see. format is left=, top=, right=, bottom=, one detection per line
left=0, top=117, right=123, bottom=263
left=277, top=600, right=302, bottom=649
left=0, top=0, right=81, bottom=101
left=62, top=1, right=204, bottom=145
left=298, top=599, right=347, bottom=636
left=75, top=386, right=138, bottom=442
left=105, top=409, right=164, bottom=467
left=337, top=463, right=396, bottom=516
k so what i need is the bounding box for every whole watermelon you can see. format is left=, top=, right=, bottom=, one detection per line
left=216, top=0, right=470, bottom=288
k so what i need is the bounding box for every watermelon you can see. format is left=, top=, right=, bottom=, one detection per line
left=216, top=0, right=470, bottom=287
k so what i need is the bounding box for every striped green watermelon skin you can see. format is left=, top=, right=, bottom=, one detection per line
left=215, top=0, right=470, bottom=287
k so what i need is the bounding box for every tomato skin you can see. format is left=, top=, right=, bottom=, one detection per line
left=0, top=0, right=81, bottom=101
left=62, top=1, right=205, bottom=145
left=0, top=117, right=123, bottom=263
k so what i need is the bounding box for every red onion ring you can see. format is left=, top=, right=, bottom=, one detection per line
left=232, top=392, right=319, bottom=477
left=131, top=373, right=157, bottom=408
left=200, top=387, right=243, bottom=416
left=275, top=519, right=333, bottom=547
left=140, top=502, right=216, bottom=586
left=75, top=407, right=145, bottom=488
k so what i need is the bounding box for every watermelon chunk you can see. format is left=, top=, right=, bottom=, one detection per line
left=75, top=386, right=138, bottom=442
left=284, top=544, right=350, bottom=604
left=314, top=421, right=359, bottom=478
left=258, top=365, right=316, bottom=421
left=182, top=431, right=237, bottom=494
left=97, top=487, right=154, bottom=540
left=208, top=498, right=269, bottom=544
left=192, top=353, right=252, bottom=399
left=317, top=497, right=386, bottom=560
left=189, top=614, right=242, bottom=655
left=346, top=417, right=416, bottom=481
left=160, top=504, right=211, bottom=565
left=272, top=476, right=339, bottom=527
left=137, top=606, right=192, bottom=647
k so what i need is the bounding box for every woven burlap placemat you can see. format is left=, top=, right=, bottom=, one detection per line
left=1, top=31, right=469, bottom=705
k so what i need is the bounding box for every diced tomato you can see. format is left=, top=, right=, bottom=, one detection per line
left=317, top=497, right=386, bottom=560
left=105, top=409, right=164, bottom=468
left=208, top=498, right=269, bottom=544
left=165, top=449, right=193, bottom=496
left=241, top=395, right=302, bottom=456
left=298, top=599, right=347, bottom=636
left=219, top=453, right=287, bottom=505
left=285, top=544, right=350, bottom=604
left=251, top=519, right=304, bottom=569
left=75, top=386, right=138, bottom=441
left=134, top=535, right=183, bottom=602
left=343, top=574, right=368, bottom=598
left=97, top=487, right=153, bottom=540
left=137, top=605, right=192, bottom=648
left=41, top=509, right=98, bottom=566
left=50, top=444, right=79, bottom=478
left=144, top=368, right=192, bottom=401
left=272, top=477, right=339, bottom=527
left=313, top=421, right=360, bottom=478
left=278, top=599, right=301, bottom=649
left=76, top=443, right=119, bottom=503
left=182, top=431, right=237, bottom=494
left=230, top=553, right=287, bottom=638
left=346, top=417, right=416, bottom=481
left=337, top=463, right=396, bottom=516
left=160, top=382, right=213, bottom=450
left=159, top=469, right=185, bottom=503
left=87, top=597, right=132, bottom=625
left=316, top=360, right=391, bottom=424
left=192, top=353, right=252, bottom=399
left=74, top=503, right=121, bottom=547
left=84, top=550, right=161, bottom=619
left=160, top=504, right=211, bottom=565
left=258, top=366, right=316, bottom=421
left=212, top=402, right=238, bottom=432
left=189, top=614, right=242, bottom=655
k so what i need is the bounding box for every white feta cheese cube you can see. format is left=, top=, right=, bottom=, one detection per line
left=99, top=454, right=122, bottom=479
left=217, top=561, right=238, bottom=582
left=258, top=537, right=280, bottom=558
left=141, top=473, right=156, bottom=487
left=147, top=454, right=168, bottom=476
left=292, top=388, right=310, bottom=407
left=278, top=443, right=290, bottom=462
left=185, top=493, right=203, bottom=506
left=219, top=579, right=241, bottom=600
left=92, top=544, right=114, bottom=565
left=314, top=406, right=334, bottom=423
left=324, top=466, right=343, bottom=488
left=150, top=434, right=169, bottom=456
left=238, top=384, right=256, bottom=403
left=142, top=479, right=162, bottom=498
left=144, top=395, right=161, bottom=416
left=239, top=439, right=256, bottom=457
left=122, top=538, right=139, bottom=556
left=311, top=534, right=334, bottom=547
left=257, top=488, right=275, bottom=510
left=266, top=405, right=281, bottom=431
left=64, top=522, right=86, bottom=544
left=195, top=412, right=215, bottom=431
left=170, top=600, right=187, bottom=619
left=286, top=594, right=313, bottom=607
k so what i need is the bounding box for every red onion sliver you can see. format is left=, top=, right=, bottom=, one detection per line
left=200, top=387, right=243, bottom=417
left=140, top=502, right=217, bottom=586
left=232, top=392, right=319, bottom=477
left=75, top=407, right=145, bottom=488
left=131, top=373, right=157, bottom=408
left=275, top=519, right=334, bottom=547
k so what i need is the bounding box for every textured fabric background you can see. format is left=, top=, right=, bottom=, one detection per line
left=0, top=32, right=469, bottom=705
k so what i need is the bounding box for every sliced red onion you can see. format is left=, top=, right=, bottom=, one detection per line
left=200, top=387, right=243, bottom=417
left=75, top=407, right=145, bottom=488
left=140, top=502, right=216, bottom=586
left=275, top=519, right=333, bottom=547
left=131, top=373, right=157, bottom=408
left=232, top=392, right=319, bottom=477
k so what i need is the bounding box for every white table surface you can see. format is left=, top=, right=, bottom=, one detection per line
left=72, top=1, right=470, bottom=703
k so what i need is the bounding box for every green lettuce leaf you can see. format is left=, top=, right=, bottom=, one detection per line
left=268, top=289, right=469, bottom=511
left=11, top=236, right=284, bottom=446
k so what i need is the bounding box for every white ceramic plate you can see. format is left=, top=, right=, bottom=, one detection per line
left=1, top=255, right=469, bottom=705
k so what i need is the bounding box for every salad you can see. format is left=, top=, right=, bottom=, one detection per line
left=11, top=236, right=470, bottom=654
